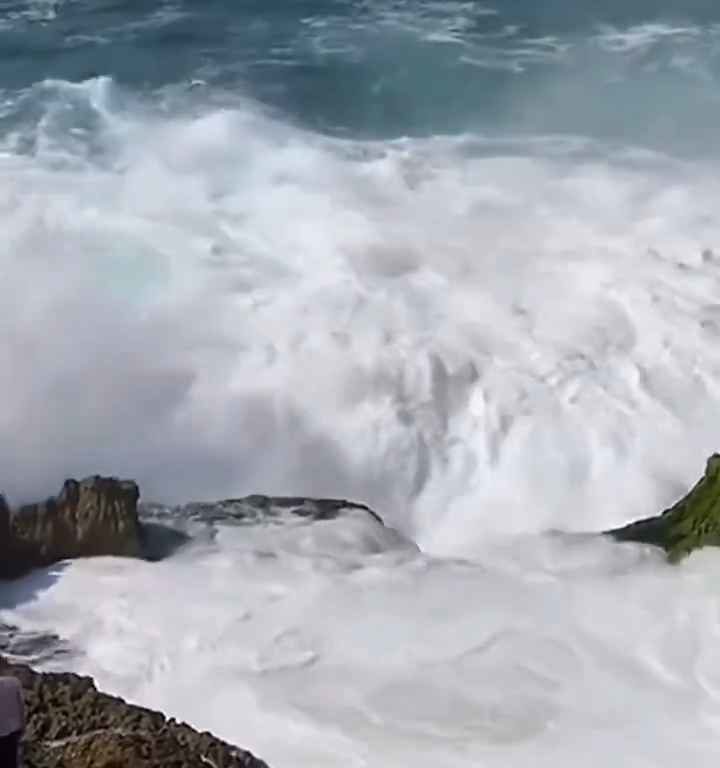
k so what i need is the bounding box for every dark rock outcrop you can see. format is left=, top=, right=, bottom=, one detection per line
left=243, top=495, right=384, bottom=524
left=143, top=495, right=385, bottom=526
left=0, top=494, right=10, bottom=538
left=2, top=479, right=385, bottom=580
left=1, top=477, right=142, bottom=579
left=606, top=454, right=720, bottom=561
left=0, top=656, right=268, bottom=768
left=0, top=624, right=69, bottom=666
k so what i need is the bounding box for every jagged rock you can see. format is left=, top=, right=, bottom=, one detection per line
left=0, top=624, right=69, bottom=666
left=144, top=495, right=385, bottom=526
left=0, top=656, right=268, bottom=768
left=1, top=476, right=383, bottom=579
left=606, top=454, right=720, bottom=561
left=1, top=477, right=142, bottom=579
left=240, top=495, right=385, bottom=525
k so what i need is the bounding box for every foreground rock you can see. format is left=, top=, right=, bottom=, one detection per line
left=0, top=477, right=142, bottom=579
left=0, top=656, right=268, bottom=768
left=606, top=454, right=720, bottom=561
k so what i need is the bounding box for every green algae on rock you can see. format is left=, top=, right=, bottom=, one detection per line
left=606, top=454, right=720, bottom=562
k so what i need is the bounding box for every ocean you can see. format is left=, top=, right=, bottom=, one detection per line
left=2, top=0, right=720, bottom=765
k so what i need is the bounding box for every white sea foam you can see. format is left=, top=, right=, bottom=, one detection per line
left=4, top=520, right=720, bottom=768
left=2, top=79, right=719, bottom=535
left=3, top=77, right=720, bottom=766
left=594, top=22, right=703, bottom=53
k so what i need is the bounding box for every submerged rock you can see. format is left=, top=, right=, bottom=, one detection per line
left=0, top=656, right=269, bottom=768
left=1, top=477, right=142, bottom=579
left=606, top=454, right=720, bottom=562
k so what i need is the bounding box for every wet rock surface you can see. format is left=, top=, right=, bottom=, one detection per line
left=606, top=453, right=720, bottom=561
left=142, top=494, right=385, bottom=526
left=0, top=657, right=269, bottom=768
left=0, top=624, right=70, bottom=667
left=1, top=477, right=142, bottom=579
left=1, top=476, right=386, bottom=579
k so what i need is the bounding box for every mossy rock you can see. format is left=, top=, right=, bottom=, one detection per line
left=606, top=454, right=720, bottom=562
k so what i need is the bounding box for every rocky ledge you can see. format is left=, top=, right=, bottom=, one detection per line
left=1, top=478, right=389, bottom=579
left=0, top=477, right=143, bottom=579
left=605, top=453, right=720, bottom=561
left=0, top=656, right=268, bottom=768
left=143, top=494, right=385, bottom=526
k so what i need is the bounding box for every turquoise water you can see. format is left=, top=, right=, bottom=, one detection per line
left=2, top=1, right=720, bottom=505
left=2, top=0, right=720, bottom=146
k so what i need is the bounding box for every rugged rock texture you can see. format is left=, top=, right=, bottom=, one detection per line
left=0, top=656, right=269, bottom=768
left=1, top=479, right=384, bottom=580
left=0, top=624, right=69, bottom=667
left=0, top=494, right=10, bottom=540
left=1, top=477, right=142, bottom=579
left=142, top=494, right=385, bottom=526
left=606, top=454, right=720, bottom=561
left=0, top=474, right=389, bottom=580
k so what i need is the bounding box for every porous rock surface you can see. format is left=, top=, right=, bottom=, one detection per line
left=0, top=656, right=268, bottom=768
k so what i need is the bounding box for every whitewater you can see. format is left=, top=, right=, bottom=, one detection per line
left=3, top=0, right=720, bottom=765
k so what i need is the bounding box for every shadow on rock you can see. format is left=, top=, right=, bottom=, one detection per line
left=138, top=522, right=191, bottom=562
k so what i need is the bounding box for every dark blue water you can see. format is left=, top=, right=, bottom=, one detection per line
left=2, top=0, right=720, bottom=148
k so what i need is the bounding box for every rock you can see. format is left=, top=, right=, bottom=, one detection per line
left=137, top=520, right=192, bottom=562
left=0, top=624, right=69, bottom=666
left=146, top=495, right=386, bottom=526
left=242, top=496, right=385, bottom=525
left=606, top=454, right=720, bottom=561
left=0, top=493, right=11, bottom=545
left=1, top=476, right=383, bottom=578
left=0, top=656, right=269, bottom=768
left=2, top=477, right=142, bottom=579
